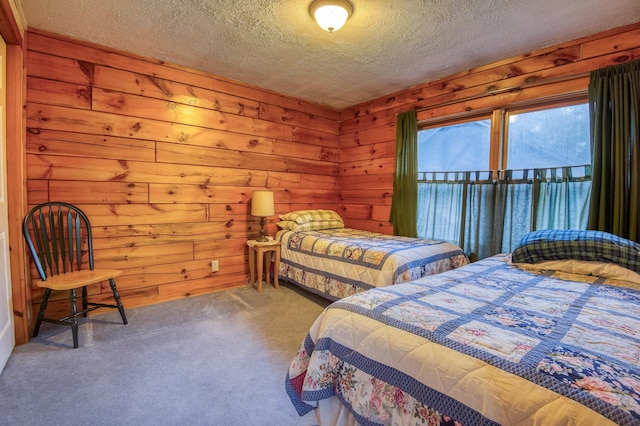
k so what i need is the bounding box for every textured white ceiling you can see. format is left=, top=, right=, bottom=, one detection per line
left=19, top=0, right=640, bottom=110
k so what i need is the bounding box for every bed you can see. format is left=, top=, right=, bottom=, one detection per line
left=276, top=210, right=468, bottom=300
left=286, top=229, right=640, bottom=425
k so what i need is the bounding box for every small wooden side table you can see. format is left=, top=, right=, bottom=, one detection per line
left=247, top=240, right=281, bottom=292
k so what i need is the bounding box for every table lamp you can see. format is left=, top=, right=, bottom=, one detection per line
left=251, top=190, right=274, bottom=242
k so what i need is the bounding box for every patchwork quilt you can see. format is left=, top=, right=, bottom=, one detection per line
left=277, top=228, right=468, bottom=300
left=286, top=255, right=640, bottom=425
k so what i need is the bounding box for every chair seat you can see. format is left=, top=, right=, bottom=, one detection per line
left=36, top=269, right=123, bottom=291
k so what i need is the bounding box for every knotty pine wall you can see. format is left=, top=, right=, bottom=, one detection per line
left=25, top=29, right=340, bottom=314
left=21, top=23, right=639, bottom=318
left=338, top=22, right=640, bottom=233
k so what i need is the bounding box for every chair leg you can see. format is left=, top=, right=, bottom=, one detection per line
left=70, top=288, right=79, bottom=349
left=32, top=288, right=51, bottom=337
left=82, top=286, right=88, bottom=317
left=109, top=278, right=128, bottom=324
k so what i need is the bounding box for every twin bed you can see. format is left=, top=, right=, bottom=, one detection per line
left=285, top=227, right=640, bottom=425
left=276, top=210, right=468, bottom=300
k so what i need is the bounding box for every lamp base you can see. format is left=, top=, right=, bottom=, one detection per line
left=257, top=217, right=268, bottom=242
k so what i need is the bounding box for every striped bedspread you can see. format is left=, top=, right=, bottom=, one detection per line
left=277, top=228, right=468, bottom=300
left=286, top=254, right=640, bottom=425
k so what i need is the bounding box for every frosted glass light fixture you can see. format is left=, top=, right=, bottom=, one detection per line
left=251, top=190, right=275, bottom=242
left=309, top=0, right=353, bottom=33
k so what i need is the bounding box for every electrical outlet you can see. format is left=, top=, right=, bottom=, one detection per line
left=211, top=260, right=219, bottom=272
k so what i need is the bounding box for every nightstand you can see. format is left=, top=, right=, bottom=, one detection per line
left=247, top=239, right=282, bottom=292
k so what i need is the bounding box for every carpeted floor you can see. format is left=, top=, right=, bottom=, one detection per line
left=0, top=282, right=330, bottom=426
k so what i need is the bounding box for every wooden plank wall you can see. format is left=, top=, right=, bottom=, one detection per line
left=338, top=22, right=640, bottom=233
left=24, top=29, right=340, bottom=314
left=22, top=23, right=640, bottom=317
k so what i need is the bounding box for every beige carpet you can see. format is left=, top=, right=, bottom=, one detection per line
left=0, top=281, right=330, bottom=425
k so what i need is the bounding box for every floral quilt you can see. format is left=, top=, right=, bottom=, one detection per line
left=277, top=228, right=468, bottom=300
left=286, top=255, right=640, bottom=425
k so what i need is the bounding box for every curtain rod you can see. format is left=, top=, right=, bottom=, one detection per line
left=418, top=164, right=592, bottom=183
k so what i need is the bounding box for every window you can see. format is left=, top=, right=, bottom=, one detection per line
left=419, top=102, right=590, bottom=172
left=418, top=119, right=491, bottom=172
left=416, top=100, right=592, bottom=260
left=506, top=104, right=590, bottom=170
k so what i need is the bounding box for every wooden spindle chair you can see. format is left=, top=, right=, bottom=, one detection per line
left=23, top=202, right=127, bottom=348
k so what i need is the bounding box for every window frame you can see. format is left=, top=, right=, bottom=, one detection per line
left=418, top=95, right=589, bottom=172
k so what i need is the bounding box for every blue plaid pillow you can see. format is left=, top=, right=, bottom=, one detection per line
left=511, top=230, right=640, bottom=273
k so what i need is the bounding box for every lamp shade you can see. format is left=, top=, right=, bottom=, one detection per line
left=251, top=191, right=275, bottom=217
left=310, top=0, right=353, bottom=32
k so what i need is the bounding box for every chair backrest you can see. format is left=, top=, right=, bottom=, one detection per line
left=23, top=202, right=95, bottom=280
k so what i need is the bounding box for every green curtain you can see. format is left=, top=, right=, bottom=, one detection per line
left=389, top=110, right=418, bottom=237
left=588, top=60, right=640, bottom=241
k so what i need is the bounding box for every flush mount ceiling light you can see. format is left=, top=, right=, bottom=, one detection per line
left=309, top=0, right=353, bottom=33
